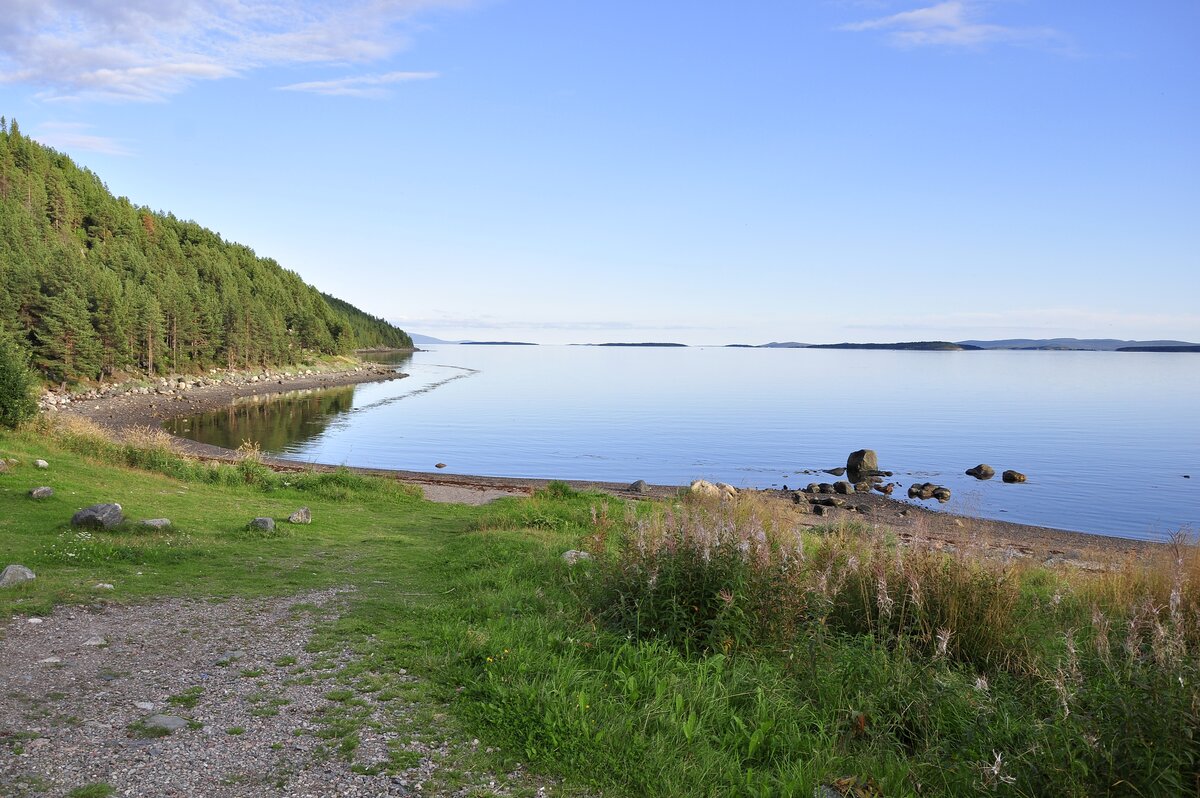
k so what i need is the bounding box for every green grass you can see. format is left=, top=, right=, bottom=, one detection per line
left=67, top=784, right=115, bottom=798
left=2, top=421, right=1197, bottom=797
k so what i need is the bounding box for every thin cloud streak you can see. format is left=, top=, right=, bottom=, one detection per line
left=0, top=1, right=467, bottom=102
left=33, top=122, right=132, bottom=156
left=842, top=1, right=1067, bottom=50
left=279, top=71, right=438, bottom=98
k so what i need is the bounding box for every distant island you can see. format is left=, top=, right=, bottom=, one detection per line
left=808, top=341, right=978, bottom=351
left=956, top=338, right=1198, bottom=351
left=1115, top=345, right=1200, bottom=353
left=587, top=342, right=688, bottom=348
left=737, top=338, right=1199, bottom=352
left=460, top=341, right=538, bottom=346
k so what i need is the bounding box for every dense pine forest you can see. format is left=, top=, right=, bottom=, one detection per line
left=0, top=117, right=411, bottom=386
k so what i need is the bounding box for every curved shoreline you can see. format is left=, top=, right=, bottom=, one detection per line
left=57, top=364, right=1160, bottom=563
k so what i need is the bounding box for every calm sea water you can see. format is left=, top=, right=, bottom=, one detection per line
left=165, top=345, right=1199, bottom=541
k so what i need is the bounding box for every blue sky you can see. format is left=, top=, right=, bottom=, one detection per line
left=1, top=1, right=1197, bottom=344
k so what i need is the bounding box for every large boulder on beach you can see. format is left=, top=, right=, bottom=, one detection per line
left=1002, top=470, right=1027, bottom=483
left=966, top=464, right=995, bottom=480
left=0, top=564, right=36, bottom=588
left=627, top=480, right=649, bottom=494
left=689, top=480, right=736, bottom=499
left=833, top=481, right=854, bottom=495
left=846, top=449, right=878, bottom=476
left=71, top=503, right=124, bottom=529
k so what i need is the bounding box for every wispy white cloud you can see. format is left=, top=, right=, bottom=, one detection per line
left=33, top=121, right=132, bottom=156
left=0, top=0, right=468, bottom=102
left=279, top=70, right=438, bottom=98
left=841, top=1, right=1067, bottom=50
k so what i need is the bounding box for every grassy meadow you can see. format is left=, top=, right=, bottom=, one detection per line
left=1, top=417, right=1197, bottom=797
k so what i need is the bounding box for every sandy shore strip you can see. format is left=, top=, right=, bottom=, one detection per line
left=54, top=362, right=1159, bottom=562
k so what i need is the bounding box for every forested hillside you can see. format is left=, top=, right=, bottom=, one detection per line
left=0, top=117, right=411, bottom=385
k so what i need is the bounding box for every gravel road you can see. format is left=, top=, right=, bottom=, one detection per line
left=1, top=590, right=551, bottom=797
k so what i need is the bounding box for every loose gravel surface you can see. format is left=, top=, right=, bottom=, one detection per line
left=1, top=590, right=552, bottom=797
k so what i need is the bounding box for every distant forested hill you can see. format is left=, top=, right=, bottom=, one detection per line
left=0, top=118, right=410, bottom=384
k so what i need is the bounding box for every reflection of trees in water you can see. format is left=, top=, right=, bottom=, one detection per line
left=167, top=385, right=357, bottom=452
left=358, top=351, right=415, bottom=369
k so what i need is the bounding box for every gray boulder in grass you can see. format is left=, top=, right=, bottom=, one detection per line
left=249, top=517, right=275, bottom=532
left=29, top=486, right=54, bottom=499
left=1, top=564, right=36, bottom=588
left=71, top=503, right=124, bottom=529
left=288, top=507, right=311, bottom=524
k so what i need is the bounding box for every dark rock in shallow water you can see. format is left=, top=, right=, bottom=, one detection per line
left=931, top=487, right=952, bottom=503
left=1002, top=470, right=1027, bottom=483
left=874, top=483, right=895, bottom=495
left=823, top=468, right=846, bottom=477
left=71, top=503, right=124, bottom=529
left=966, top=464, right=995, bottom=480
left=846, top=449, right=878, bottom=479
left=907, top=483, right=942, bottom=501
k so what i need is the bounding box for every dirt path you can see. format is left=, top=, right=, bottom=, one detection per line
left=0, top=591, right=550, bottom=797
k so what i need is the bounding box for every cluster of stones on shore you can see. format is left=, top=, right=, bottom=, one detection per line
left=673, top=449, right=1030, bottom=519
left=1, top=454, right=315, bottom=589
left=37, top=362, right=398, bottom=413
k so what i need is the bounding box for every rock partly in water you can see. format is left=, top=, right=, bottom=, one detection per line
left=249, top=517, right=276, bottom=532
left=823, top=467, right=846, bottom=477
left=29, top=486, right=54, bottom=499
left=561, top=550, right=594, bottom=565
left=140, top=518, right=172, bottom=529
left=0, top=564, right=36, bottom=588
left=1002, top=470, right=1027, bottom=483
left=627, top=480, right=649, bottom=494
left=874, top=483, right=895, bottom=496
left=846, top=449, right=878, bottom=480
left=288, top=507, right=312, bottom=524
left=965, top=464, right=995, bottom=480
left=907, top=483, right=944, bottom=501
left=71, top=503, right=124, bottom=529
left=931, top=486, right=952, bottom=503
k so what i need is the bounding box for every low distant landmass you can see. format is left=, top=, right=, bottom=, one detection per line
left=1115, top=345, right=1200, bottom=353
left=460, top=341, right=537, bottom=346
left=741, top=338, right=1198, bottom=352
left=808, top=341, right=978, bottom=351
left=590, top=342, right=688, bottom=348
left=956, top=338, right=1198, bottom=351
left=409, top=333, right=462, bottom=345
